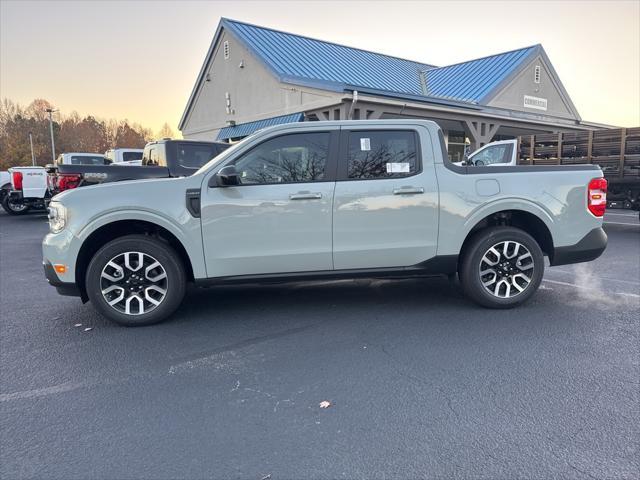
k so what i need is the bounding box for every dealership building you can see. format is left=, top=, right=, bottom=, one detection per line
left=179, top=18, right=605, bottom=161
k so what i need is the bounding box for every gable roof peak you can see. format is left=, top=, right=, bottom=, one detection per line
left=432, top=44, right=541, bottom=72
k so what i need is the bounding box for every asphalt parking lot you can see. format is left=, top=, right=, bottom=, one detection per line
left=1, top=209, right=638, bottom=479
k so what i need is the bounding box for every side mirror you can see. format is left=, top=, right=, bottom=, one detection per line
left=210, top=165, right=240, bottom=187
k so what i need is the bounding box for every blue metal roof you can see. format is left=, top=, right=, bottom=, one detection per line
left=423, top=46, right=537, bottom=103
left=223, top=18, right=434, bottom=96
left=216, top=112, right=304, bottom=140
left=179, top=20, right=551, bottom=130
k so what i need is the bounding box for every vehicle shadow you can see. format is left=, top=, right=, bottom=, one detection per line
left=172, top=276, right=471, bottom=326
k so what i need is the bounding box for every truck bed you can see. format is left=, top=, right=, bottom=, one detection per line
left=54, top=164, right=170, bottom=188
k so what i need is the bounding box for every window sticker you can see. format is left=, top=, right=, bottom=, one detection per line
left=360, top=138, right=371, bottom=151
left=386, top=162, right=410, bottom=173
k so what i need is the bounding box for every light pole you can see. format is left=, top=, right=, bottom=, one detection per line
left=28, top=131, right=36, bottom=166
left=45, top=108, right=57, bottom=162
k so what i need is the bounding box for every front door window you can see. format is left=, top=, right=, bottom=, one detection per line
left=232, top=132, right=330, bottom=184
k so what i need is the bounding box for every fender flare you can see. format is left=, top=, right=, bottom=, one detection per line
left=454, top=198, right=556, bottom=253
left=76, top=208, right=206, bottom=279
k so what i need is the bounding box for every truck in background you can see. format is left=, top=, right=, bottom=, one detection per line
left=104, top=148, right=144, bottom=165
left=453, top=139, right=518, bottom=167
left=2, top=166, right=49, bottom=215
left=49, top=139, right=230, bottom=193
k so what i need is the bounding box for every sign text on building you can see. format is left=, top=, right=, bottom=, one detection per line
left=524, top=95, right=548, bottom=111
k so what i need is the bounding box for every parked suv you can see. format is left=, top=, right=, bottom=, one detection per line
left=43, top=120, right=607, bottom=326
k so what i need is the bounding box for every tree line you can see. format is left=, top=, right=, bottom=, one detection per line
left=0, top=98, right=175, bottom=170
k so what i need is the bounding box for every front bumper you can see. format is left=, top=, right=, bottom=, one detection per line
left=551, top=227, right=607, bottom=266
left=43, top=261, right=81, bottom=297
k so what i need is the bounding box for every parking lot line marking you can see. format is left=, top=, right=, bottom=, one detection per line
left=547, top=268, right=640, bottom=286
left=0, top=381, right=86, bottom=402
left=543, top=278, right=640, bottom=298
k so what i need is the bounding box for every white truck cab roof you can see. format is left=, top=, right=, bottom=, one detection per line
left=104, top=148, right=144, bottom=164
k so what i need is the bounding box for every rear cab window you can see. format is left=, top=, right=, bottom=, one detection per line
left=167, top=143, right=229, bottom=170
left=342, top=130, right=420, bottom=180
left=122, top=151, right=143, bottom=162
left=70, top=155, right=107, bottom=165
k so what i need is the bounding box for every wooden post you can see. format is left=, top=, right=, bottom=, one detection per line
left=587, top=130, right=593, bottom=163
left=619, top=128, right=627, bottom=178
left=557, top=132, right=563, bottom=164
left=529, top=135, right=535, bottom=164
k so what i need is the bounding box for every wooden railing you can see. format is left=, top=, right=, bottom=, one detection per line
left=517, top=127, right=640, bottom=180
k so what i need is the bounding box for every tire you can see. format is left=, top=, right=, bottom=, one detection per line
left=85, top=235, right=186, bottom=326
left=1, top=194, right=30, bottom=215
left=459, top=226, right=544, bottom=309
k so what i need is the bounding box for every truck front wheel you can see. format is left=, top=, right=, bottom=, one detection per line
left=85, top=235, right=186, bottom=326
left=459, top=227, right=544, bottom=308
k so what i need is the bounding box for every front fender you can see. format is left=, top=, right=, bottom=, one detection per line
left=75, top=208, right=206, bottom=279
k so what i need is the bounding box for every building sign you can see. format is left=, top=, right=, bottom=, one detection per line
left=524, top=95, right=548, bottom=111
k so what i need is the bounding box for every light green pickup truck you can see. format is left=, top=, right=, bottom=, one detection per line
left=43, top=120, right=608, bottom=326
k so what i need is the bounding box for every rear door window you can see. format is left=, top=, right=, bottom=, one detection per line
left=345, top=130, right=418, bottom=179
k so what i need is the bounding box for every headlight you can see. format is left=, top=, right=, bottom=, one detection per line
left=48, top=203, right=67, bottom=233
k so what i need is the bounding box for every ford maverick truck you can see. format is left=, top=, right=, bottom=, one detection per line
left=43, top=120, right=608, bottom=326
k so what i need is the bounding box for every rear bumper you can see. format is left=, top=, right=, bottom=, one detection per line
left=43, top=261, right=81, bottom=297
left=9, top=190, right=50, bottom=206
left=551, top=227, right=607, bottom=266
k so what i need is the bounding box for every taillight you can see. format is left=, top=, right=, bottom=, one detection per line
left=587, top=177, right=607, bottom=217
left=58, top=174, right=82, bottom=191
left=12, top=171, right=23, bottom=190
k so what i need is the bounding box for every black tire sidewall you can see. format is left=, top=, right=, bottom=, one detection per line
left=2, top=195, right=30, bottom=215
left=86, top=235, right=186, bottom=326
left=460, top=227, right=544, bottom=308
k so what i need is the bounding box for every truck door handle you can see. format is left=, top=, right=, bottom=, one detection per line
left=393, top=187, right=424, bottom=195
left=289, top=192, right=323, bottom=200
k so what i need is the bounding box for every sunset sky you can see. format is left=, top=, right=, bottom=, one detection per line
left=1, top=0, right=639, bottom=134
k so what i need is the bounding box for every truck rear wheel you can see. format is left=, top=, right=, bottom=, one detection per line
left=1, top=195, right=30, bottom=215
left=85, top=235, right=186, bottom=326
left=459, top=227, right=544, bottom=308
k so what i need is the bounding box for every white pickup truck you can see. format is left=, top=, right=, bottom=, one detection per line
left=104, top=148, right=144, bottom=166
left=453, top=139, right=518, bottom=167
left=2, top=166, right=49, bottom=214
left=2, top=153, right=108, bottom=215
